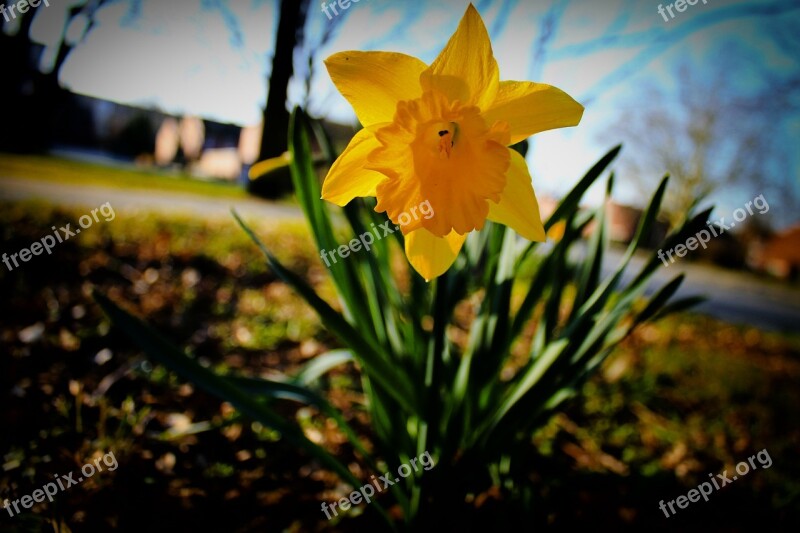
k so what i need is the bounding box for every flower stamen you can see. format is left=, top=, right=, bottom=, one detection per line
left=437, top=122, right=458, bottom=159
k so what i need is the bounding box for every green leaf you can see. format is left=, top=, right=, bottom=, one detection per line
left=633, top=274, right=686, bottom=325
left=570, top=184, right=610, bottom=320
left=569, top=175, right=669, bottom=325
left=545, top=145, right=620, bottom=232
left=92, top=290, right=362, bottom=488
left=480, top=338, right=570, bottom=441
left=227, top=374, right=376, bottom=469
left=651, top=295, right=706, bottom=321
left=292, top=349, right=354, bottom=386
left=288, top=108, right=373, bottom=328
left=231, top=210, right=419, bottom=415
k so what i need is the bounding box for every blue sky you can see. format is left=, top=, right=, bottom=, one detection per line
left=19, top=0, right=800, bottom=225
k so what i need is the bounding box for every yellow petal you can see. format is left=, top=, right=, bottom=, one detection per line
left=248, top=151, right=291, bottom=180
left=487, top=150, right=546, bottom=241
left=483, top=81, right=584, bottom=144
left=321, top=126, right=386, bottom=206
left=404, top=228, right=467, bottom=281
left=420, top=4, right=499, bottom=110
left=325, top=51, right=427, bottom=127
left=547, top=220, right=567, bottom=242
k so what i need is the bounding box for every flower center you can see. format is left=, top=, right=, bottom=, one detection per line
left=369, top=90, right=511, bottom=237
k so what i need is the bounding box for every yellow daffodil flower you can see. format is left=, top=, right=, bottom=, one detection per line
left=321, top=4, right=584, bottom=280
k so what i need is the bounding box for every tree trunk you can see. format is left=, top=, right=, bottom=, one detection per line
left=0, top=1, right=108, bottom=153
left=258, top=0, right=308, bottom=162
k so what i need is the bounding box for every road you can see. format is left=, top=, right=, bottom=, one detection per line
left=0, top=176, right=304, bottom=221
left=603, top=246, right=800, bottom=333
left=2, top=176, right=798, bottom=333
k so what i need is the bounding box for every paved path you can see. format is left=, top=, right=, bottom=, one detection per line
left=2, top=176, right=798, bottom=333
left=0, top=176, right=304, bottom=221
left=604, top=247, right=800, bottom=333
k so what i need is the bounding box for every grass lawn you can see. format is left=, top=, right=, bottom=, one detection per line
left=1, top=200, right=798, bottom=531
left=0, top=153, right=248, bottom=199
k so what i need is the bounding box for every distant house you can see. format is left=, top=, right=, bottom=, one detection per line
left=603, top=201, right=669, bottom=247
left=55, top=93, right=248, bottom=180
left=748, top=225, right=800, bottom=279
left=538, top=199, right=668, bottom=246
left=54, top=94, right=367, bottom=183
left=606, top=202, right=642, bottom=243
